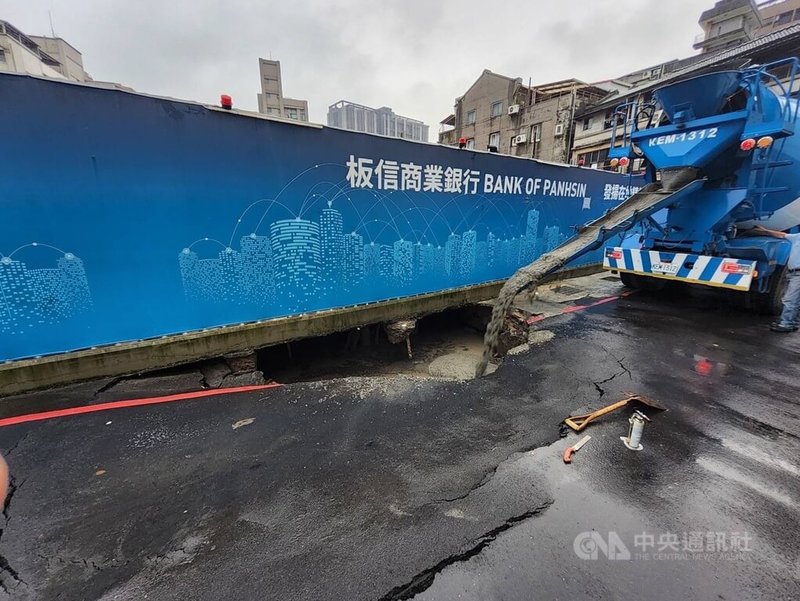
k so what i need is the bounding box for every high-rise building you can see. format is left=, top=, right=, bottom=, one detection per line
left=379, top=245, right=393, bottom=278
left=392, top=239, right=414, bottom=286
left=343, top=232, right=364, bottom=289
left=270, top=218, right=321, bottom=310
left=419, top=243, right=436, bottom=277
left=444, top=233, right=461, bottom=277
left=327, top=100, right=429, bottom=142
left=257, top=58, right=309, bottom=121
left=520, top=209, right=541, bottom=264
left=486, top=233, right=497, bottom=269
left=0, top=257, right=38, bottom=333
left=0, top=251, right=92, bottom=333
left=460, top=230, right=477, bottom=277
left=507, top=237, right=521, bottom=269
left=364, top=242, right=381, bottom=276
left=319, top=207, right=344, bottom=294
left=543, top=226, right=561, bottom=252
left=238, top=234, right=275, bottom=304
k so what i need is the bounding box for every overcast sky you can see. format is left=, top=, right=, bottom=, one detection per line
left=2, top=0, right=708, bottom=140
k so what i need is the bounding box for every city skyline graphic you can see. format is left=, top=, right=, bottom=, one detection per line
left=0, top=243, right=93, bottom=335
left=178, top=164, right=573, bottom=313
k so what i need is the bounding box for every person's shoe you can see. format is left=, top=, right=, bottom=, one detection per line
left=770, top=323, right=797, bottom=333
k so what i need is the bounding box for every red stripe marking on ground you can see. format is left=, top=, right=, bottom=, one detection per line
left=0, top=383, right=283, bottom=428
left=526, top=290, right=637, bottom=325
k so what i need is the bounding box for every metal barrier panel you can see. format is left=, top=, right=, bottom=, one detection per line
left=0, top=74, right=643, bottom=361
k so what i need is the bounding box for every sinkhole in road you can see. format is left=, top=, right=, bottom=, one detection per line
left=256, top=304, right=532, bottom=384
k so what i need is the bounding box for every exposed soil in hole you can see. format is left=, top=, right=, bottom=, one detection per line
left=257, top=305, right=530, bottom=383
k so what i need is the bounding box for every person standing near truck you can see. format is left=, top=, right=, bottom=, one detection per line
left=754, top=225, right=800, bottom=332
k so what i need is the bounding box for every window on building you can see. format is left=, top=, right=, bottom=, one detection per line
left=298, top=110, right=307, bottom=121
left=266, top=107, right=280, bottom=116
left=582, top=117, right=593, bottom=131
left=264, top=92, right=278, bottom=100
left=491, top=101, right=503, bottom=118
left=466, top=109, right=476, bottom=125
left=775, top=10, right=793, bottom=26
left=466, top=138, right=475, bottom=149
left=286, top=107, right=299, bottom=120
left=530, top=124, right=542, bottom=158
left=0, top=49, right=5, bottom=63
left=577, top=149, right=610, bottom=169
left=488, top=131, right=500, bottom=149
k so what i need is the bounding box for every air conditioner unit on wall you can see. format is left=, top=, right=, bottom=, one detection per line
left=515, top=134, right=528, bottom=144
left=554, top=123, right=565, bottom=136
left=508, top=104, right=520, bottom=115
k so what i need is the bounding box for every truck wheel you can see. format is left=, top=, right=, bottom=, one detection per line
left=618, top=272, right=665, bottom=292
left=619, top=271, right=640, bottom=289
left=750, top=266, right=787, bottom=316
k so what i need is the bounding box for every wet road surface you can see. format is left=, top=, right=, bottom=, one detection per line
left=0, top=286, right=798, bottom=600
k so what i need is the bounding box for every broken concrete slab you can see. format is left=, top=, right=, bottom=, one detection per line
left=223, top=351, right=258, bottom=374
left=200, top=360, right=233, bottom=388
left=220, top=371, right=266, bottom=388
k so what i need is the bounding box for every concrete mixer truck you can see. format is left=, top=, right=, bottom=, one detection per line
left=478, top=58, right=800, bottom=373
left=602, top=57, right=800, bottom=314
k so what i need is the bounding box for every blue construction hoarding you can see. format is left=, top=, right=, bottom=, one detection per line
left=0, top=73, right=641, bottom=361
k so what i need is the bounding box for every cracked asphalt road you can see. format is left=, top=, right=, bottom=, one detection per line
left=0, top=286, right=799, bottom=600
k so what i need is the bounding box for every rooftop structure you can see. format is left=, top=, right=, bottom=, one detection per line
left=0, top=19, right=89, bottom=81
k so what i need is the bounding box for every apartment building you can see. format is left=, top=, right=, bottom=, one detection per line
left=438, top=70, right=607, bottom=163
left=327, top=101, right=429, bottom=142
left=0, top=20, right=89, bottom=82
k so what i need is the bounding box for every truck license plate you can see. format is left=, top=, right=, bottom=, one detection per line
left=651, top=262, right=679, bottom=274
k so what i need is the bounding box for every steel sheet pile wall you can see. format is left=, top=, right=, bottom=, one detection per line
left=0, top=74, right=642, bottom=361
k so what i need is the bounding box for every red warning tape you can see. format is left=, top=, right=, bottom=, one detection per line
left=527, top=290, right=637, bottom=324
left=0, top=383, right=282, bottom=428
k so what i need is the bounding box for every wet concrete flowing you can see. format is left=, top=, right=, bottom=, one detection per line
left=476, top=259, right=554, bottom=377
left=476, top=168, right=701, bottom=377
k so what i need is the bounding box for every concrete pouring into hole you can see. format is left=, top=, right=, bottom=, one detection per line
left=0, top=273, right=618, bottom=413
left=256, top=304, right=534, bottom=383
